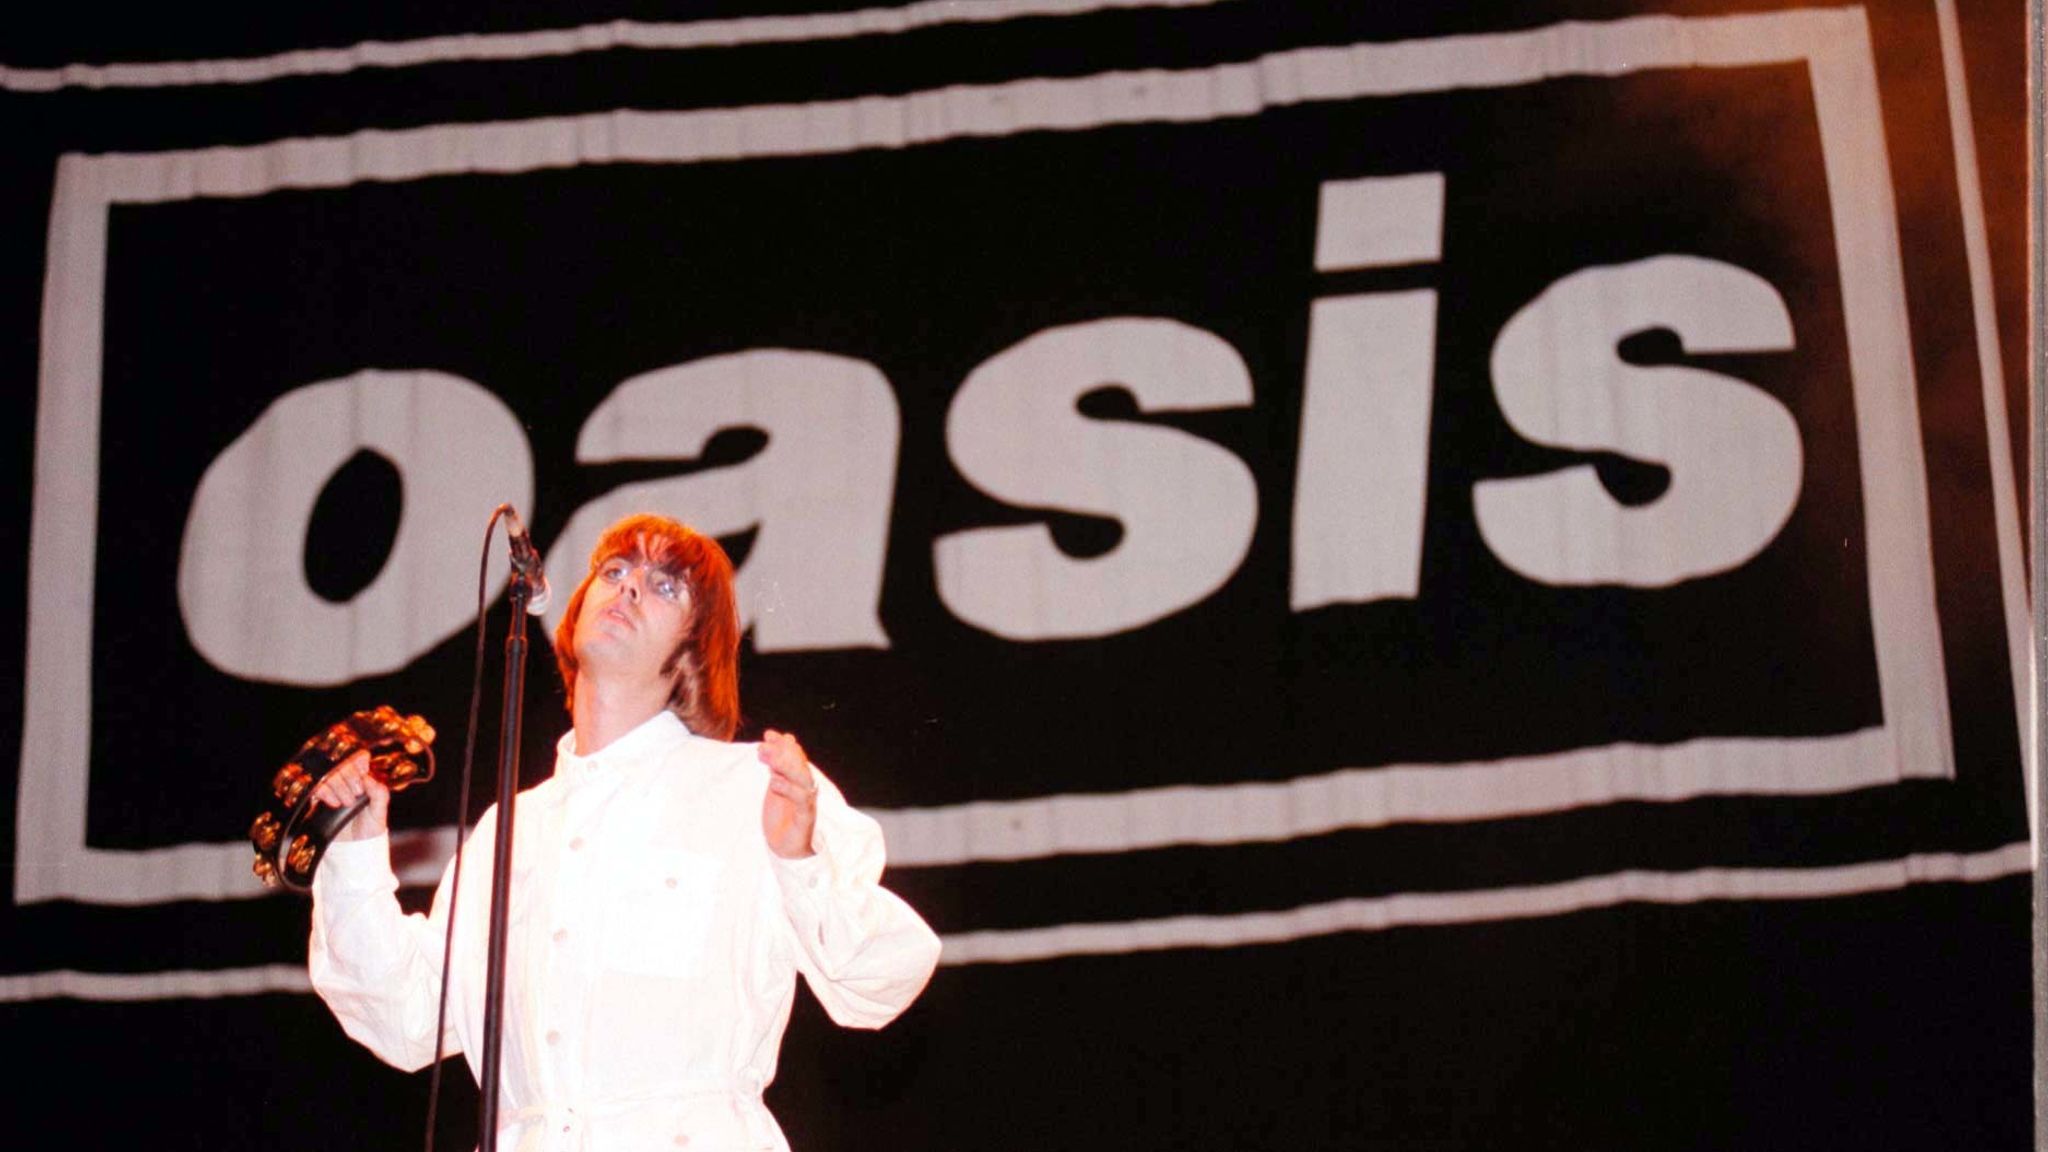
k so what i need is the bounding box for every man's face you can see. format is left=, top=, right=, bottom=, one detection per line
left=571, top=547, right=693, bottom=692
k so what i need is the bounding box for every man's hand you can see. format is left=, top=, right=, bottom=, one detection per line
left=307, top=748, right=390, bottom=842
left=759, top=729, right=818, bottom=860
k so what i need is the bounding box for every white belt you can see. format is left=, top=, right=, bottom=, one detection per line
left=503, top=1078, right=772, bottom=1152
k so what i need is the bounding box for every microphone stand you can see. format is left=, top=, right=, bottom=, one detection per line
left=476, top=575, right=533, bottom=1152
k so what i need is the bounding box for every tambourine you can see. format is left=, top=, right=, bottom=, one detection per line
left=249, top=705, right=437, bottom=892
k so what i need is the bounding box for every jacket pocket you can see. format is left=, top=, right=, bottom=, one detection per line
left=599, top=847, right=726, bottom=979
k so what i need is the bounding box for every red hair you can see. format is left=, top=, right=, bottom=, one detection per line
left=552, top=514, right=742, bottom=740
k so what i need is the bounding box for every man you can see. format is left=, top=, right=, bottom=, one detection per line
left=308, top=513, right=942, bottom=1152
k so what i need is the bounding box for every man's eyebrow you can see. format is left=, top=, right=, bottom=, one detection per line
left=594, top=550, right=683, bottom=574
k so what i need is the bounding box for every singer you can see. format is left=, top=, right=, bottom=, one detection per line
left=305, top=512, right=942, bottom=1152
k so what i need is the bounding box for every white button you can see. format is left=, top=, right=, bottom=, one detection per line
left=552, top=929, right=568, bottom=943
left=569, top=837, right=585, bottom=851
left=546, top=1030, right=561, bottom=1045
left=664, top=877, right=678, bottom=889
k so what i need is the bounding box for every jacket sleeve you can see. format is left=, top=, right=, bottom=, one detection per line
left=307, top=831, right=464, bottom=1071
left=769, top=770, right=941, bottom=1029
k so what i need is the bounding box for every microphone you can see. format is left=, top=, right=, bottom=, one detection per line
left=501, top=507, right=552, bottom=616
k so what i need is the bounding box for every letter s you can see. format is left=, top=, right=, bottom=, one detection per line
left=1474, top=255, right=1802, bottom=587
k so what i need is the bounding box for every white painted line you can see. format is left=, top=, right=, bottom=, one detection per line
left=35, top=728, right=1945, bottom=902
left=878, top=731, right=1919, bottom=868
left=1935, top=0, right=2033, bottom=846
left=0, top=0, right=1234, bottom=92
left=938, top=841, right=2036, bottom=965
left=2, top=843, right=2027, bottom=1000
left=0, top=964, right=312, bottom=1003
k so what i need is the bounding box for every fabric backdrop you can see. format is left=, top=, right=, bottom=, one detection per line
left=0, top=1, right=2032, bottom=1149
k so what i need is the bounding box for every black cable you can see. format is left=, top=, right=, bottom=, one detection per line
left=422, top=506, right=509, bottom=1152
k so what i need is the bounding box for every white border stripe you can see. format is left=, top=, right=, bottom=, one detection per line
left=1935, top=0, right=2034, bottom=844
left=879, top=730, right=1915, bottom=868
left=939, top=842, right=2036, bottom=965
left=0, top=0, right=1232, bottom=93
left=45, top=728, right=1937, bottom=901
left=0, top=964, right=311, bottom=1002
left=3, top=843, right=2027, bottom=1000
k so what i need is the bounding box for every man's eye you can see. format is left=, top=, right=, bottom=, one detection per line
left=599, top=561, right=629, bottom=582
left=653, top=577, right=682, bottom=602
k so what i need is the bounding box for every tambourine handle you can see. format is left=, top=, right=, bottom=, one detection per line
left=300, top=789, right=372, bottom=850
